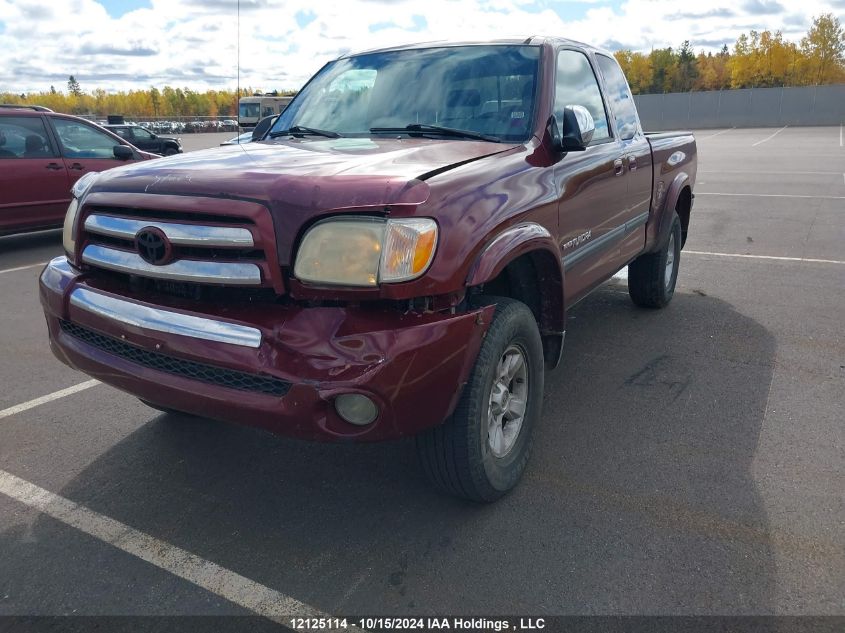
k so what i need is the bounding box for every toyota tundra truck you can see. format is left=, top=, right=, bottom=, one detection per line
left=40, top=38, right=696, bottom=502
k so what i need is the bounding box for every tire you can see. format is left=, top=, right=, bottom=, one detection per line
left=163, top=147, right=179, bottom=156
left=416, top=296, right=544, bottom=502
left=628, top=211, right=682, bottom=309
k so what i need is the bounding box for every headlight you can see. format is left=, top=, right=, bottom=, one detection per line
left=64, top=172, right=100, bottom=259
left=71, top=171, right=99, bottom=199
left=294, top=217, right=438, bottom=287
left=62, top=198, right=79, bottom=257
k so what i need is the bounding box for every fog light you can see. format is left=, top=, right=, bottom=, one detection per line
left=335, top=394, right=378, bottom=426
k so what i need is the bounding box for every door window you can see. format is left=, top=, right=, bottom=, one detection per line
left=596, top=55, right=639, bottom=140
left=0, top=116, right=56, bottom=158
left=554, top=50, right=611, bottom=142
left=111, top=127, right=132, bottom=140
left=239, top=103, right=260, bottom=119
left=52, top=119, right=121, bottom=159
left=132, top=127, right=155, bottom=141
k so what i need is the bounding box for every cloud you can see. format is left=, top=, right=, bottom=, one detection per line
left=667, top=8, right=736, bottom=20
left=19, top=2, right=53, bottom=20
left=742, top=0, right=785, bottom=14
left=0, top=0, right=842, bottom=94
left=694, top=37, right=736, bottom=48
left=79, top=43, right=158, bottom=56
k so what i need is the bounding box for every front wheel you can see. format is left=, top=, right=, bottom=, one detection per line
left=416, top=297, right=544, bottom=502
left=163, top=147, right=179, bottom=156
left=628, top=211, right=682, bottom=308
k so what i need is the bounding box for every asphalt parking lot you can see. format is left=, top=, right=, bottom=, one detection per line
left=0, top=127, right=843, bottom=621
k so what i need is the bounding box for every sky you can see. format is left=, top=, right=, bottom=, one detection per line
left=1, top=0, right=843, bottom=94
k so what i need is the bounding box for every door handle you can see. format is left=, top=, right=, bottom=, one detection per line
left=627, top=155, right=637, bottom=171
left=69, top=163, right=85, bottom=171
left=614, top=158, right=624, bottom=176
left=46, top=162, right=63, bottom=171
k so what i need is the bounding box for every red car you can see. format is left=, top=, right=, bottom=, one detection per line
left=0, top=105, right=156, bottom=236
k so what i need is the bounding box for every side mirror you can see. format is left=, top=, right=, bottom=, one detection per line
left=553, top=105, right=595, bottom=152
left=251, top=115, right=278, bottom=141
left=113, top=145, right=134, bottom=160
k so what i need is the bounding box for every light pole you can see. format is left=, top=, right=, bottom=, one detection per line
left=236, top=0, right=240, bottom=126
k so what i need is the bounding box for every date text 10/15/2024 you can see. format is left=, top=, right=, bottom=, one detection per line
left=288, top=617, right=547, bottom=631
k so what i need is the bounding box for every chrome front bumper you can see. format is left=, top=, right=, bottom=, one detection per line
left=39, top=256, right=494, bottom=441
left=41, top=257, right=262, bottom=348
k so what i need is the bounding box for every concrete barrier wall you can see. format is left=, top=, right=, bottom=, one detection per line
left=633, top=84, right=845, bottom=130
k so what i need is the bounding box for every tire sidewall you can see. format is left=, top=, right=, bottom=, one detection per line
left=659, top=213, right=682, bottom=303
left=470, top=301, right=544, bottom=495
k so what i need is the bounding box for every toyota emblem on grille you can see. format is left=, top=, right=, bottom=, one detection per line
left=135, top=227, right=173, bottom=265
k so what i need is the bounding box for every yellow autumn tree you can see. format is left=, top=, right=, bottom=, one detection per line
left=800, top=13, right=845, bottom=84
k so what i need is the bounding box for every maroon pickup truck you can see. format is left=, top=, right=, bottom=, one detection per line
left=40, top=38, right=696, bottom=502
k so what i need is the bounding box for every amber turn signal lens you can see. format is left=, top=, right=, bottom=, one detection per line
left=380, top=218, right=438, bottom=282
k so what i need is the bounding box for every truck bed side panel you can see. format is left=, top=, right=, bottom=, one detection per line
left=644, top=132, right=697, bottom=253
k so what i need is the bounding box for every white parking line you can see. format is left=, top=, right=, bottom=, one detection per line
left=697, top=127, right=734, bottom=140
left=697, top=170, right=842, bottom=176
left=752, top=125, right=787, bottom=147
left=0, top=380, right=101, bottom=420
left=0, top=469, right=356, bottom=626
left=0, top=261, right=47, bottom=275
left=696, top=192, right=845, bottom=200
left=685, top=251, right=845, bottom=265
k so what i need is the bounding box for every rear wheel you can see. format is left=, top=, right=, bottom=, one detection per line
left=628, top=212, right=682, bottom=308
left=416, top=297, right=544, bottom=502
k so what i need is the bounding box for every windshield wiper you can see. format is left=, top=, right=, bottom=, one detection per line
left=370, top=124, right=500, bottom=143
left=269, top=125, right=341, bottom=139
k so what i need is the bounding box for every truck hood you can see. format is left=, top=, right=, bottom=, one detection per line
left=93, top=136, right=516, bottom=210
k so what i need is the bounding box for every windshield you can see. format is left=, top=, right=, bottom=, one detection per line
left=239, top=103, right=260, bottom=119
left=270, top=45, right=540, bottom=142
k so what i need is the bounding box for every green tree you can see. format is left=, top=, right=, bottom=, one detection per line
left=67, top=75, right=82, bottom=97
left=649, top=47, right=677, bottom=93
left=675, top=40, right=698, bottom=91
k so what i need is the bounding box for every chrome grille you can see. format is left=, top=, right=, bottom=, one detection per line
left=85, top=214, right=255, bottom=247
left=81, top=244, right=262, bottom=285
left=82, top=211, right=265, bottom=287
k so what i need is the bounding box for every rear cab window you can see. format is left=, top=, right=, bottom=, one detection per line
left=595, top=54, right=640, bottom=140
left=0, top=116, right=56, bottom=159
